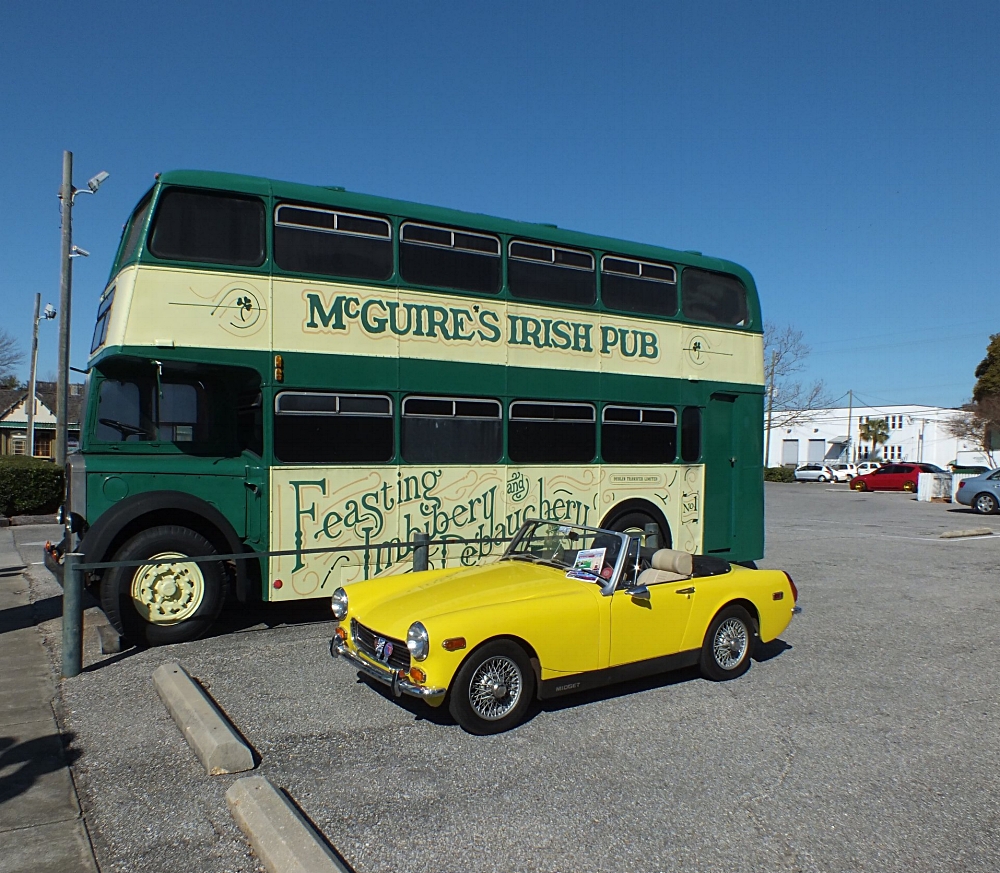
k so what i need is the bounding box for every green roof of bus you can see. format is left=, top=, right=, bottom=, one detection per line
left=154, top=169, right=758, bottom=289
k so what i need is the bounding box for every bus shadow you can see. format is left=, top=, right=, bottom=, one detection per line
left=211, top=598, right=337, bottom=637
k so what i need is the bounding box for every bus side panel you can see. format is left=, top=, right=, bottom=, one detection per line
left=266, top=463, right=706, bottom=601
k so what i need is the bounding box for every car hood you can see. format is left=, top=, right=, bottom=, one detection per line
left=351, top=559, right=598, bottom=637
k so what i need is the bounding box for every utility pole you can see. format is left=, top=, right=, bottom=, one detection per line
left=846, top=389, right=853, bottom=463
left=27, top=294, right=40, bottom=457
left=55, top=151, right=74, bottom=468
left=764, top=350, right=777, bottom=467
left=27, top=295, right=57, bottom=459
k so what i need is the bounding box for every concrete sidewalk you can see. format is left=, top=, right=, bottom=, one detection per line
left=0, top=528, right=98, bottom=873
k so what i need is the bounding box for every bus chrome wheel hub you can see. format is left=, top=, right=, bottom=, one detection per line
left=131, top=552, right=205, bottom=625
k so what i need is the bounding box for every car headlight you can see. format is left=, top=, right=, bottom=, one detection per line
left=331, top=587, right=349, bottom=621
left=406, top=621, right=429, bottom=661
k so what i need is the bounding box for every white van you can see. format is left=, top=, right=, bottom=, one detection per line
left=856, top=461, right=884, bottom=475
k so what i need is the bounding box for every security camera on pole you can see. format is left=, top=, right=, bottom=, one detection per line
left=55, top=151, right=109, bottom=469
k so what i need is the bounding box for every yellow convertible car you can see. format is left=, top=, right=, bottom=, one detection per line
left=330, top=519, right=799, bottom=734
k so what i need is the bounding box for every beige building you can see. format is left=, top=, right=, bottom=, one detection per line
left=0, top=382, right=85, bottom=459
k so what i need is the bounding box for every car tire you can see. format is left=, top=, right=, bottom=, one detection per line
left=853, top=480, right=868, bottom=492
left=973, top=493, right=999, bottom=515
left=846, top=475, right=854, bottom=481
left=817, top=475, right=828, bottom=482
left=903, top=481, right=917, bottom=493
left=700, top=605, right=756, bottom=681
left=100, top=525, right=227, bottom=647
left=449, top=640, right=535, bottom=735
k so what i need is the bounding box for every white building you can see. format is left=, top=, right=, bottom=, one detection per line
left=765, top=404, right=992, bottom=470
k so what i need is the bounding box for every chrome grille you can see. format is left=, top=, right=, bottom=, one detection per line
left=351, top=619, right=411, bottom=672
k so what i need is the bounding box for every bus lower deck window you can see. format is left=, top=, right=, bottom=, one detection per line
left=602, top=405, right=677, bottom=464
left=508, top=401, right=596, bottom=463
left=273, top=391, right=393, bottom=463
left=402, top=395, right=502, bottom=463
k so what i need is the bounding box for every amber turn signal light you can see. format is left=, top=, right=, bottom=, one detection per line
left=334, top=626, right=346, bottom=642
left=442, top=637, right=467, bottom=651
left=409, top=667, right=427, bottom=684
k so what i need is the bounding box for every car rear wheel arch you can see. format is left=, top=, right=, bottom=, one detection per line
left=723, top=598, right=761, bottom=639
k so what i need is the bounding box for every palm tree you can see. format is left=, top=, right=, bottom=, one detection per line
left=858, top=417, right=890, bottom=460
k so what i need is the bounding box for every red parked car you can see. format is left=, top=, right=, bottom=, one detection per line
left=852, top=462, right=946, bottom=492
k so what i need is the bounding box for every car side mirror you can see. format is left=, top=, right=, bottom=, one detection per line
left=625, top=584, right=650, bottom=601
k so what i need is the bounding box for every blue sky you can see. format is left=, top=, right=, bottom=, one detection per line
left=1, top=0, right=997, bottom=409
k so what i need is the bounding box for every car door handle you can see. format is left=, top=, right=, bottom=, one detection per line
left=675, top=587, right=695, bottom=595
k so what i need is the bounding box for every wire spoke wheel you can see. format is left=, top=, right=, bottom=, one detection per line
left=712, top=617, right=749, bottom=671
left=467, top=655, right=523, bottom=721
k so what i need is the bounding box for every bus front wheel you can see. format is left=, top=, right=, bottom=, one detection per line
left=100, top=525, right=227, bottom=646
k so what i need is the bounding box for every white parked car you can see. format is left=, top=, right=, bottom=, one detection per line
left=794, top=464, right=836, bottom=483
left=855, top=461, right=884, bottom=476
left=827, top=463, right=858, bottom=482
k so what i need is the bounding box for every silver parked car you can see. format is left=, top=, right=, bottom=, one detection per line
left=955, top=469, right=1000, bottom=514
left=794, top=464, right=836, bottom=483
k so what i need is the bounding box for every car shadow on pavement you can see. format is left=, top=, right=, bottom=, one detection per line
left=355, top=639, right=794, bottom=730
left=0, top=731, right=80, bottom=807
left=754, top=638, right=792, bottom=662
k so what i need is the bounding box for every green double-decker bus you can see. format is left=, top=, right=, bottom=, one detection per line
left=52, top=170, right=765, bottom=645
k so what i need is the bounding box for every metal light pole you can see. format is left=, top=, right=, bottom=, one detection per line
left=26, top=294, right=57, bottom=458
left=55, top=151, right=109, bottom=468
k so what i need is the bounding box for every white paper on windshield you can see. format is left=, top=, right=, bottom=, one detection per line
left=572, top=547, right=606, bottom=574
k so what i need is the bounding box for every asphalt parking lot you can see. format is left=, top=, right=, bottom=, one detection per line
left=13, top=482, right=1000, bottom=872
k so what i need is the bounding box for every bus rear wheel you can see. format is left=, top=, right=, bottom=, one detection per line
left=603, top=508, right=671, bottom=550
left=100, top=525, right=227, bottom=646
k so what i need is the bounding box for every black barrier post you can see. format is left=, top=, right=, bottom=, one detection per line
left=62, top=552, right=83, bottom=678
left=643, top=523, right=660, bottom=550
left=413, top=532, right=429, bottom=572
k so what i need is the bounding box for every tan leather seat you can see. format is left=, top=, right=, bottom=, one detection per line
left=635, top=549, right=693, bottom=587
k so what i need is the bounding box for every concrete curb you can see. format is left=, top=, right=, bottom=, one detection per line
left=226, top=775, right=351, bottom=873
left=152, top=661, right=255, bottom=775
left=940, top=528, right=993, bottom=539
left=10, top=514, right=60, bottom=525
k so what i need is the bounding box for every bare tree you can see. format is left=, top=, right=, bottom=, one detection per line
left=945, top=397, right=1000, bottom=468
left=764, top=324, right=831, bottom=465
left=0, top=329, right=23, bottom=379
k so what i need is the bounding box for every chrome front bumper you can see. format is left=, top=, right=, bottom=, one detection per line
left=330, top=637, right=446, bottom=702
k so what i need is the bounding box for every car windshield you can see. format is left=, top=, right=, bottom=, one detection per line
left=503, top=520, right=626, bottom=582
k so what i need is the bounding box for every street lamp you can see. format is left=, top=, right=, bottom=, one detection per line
left=26, top=295, right=57, bottom=457
left=55, top=151, right=109, bottom=469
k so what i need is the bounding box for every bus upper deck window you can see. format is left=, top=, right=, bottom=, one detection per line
left=274, top=203, right=392, bottom=282
left=508, top=241, right=596, bottom=306
left=148, top=188, right=266, bottom=267
left=680, top=268, right=748, bottom=327
left=601, top=256, right=677, bottom=317
left=400, top=222, right=501, bottom=295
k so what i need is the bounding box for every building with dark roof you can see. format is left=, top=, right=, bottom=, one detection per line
left=0, top=381, right=85, bottom=459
